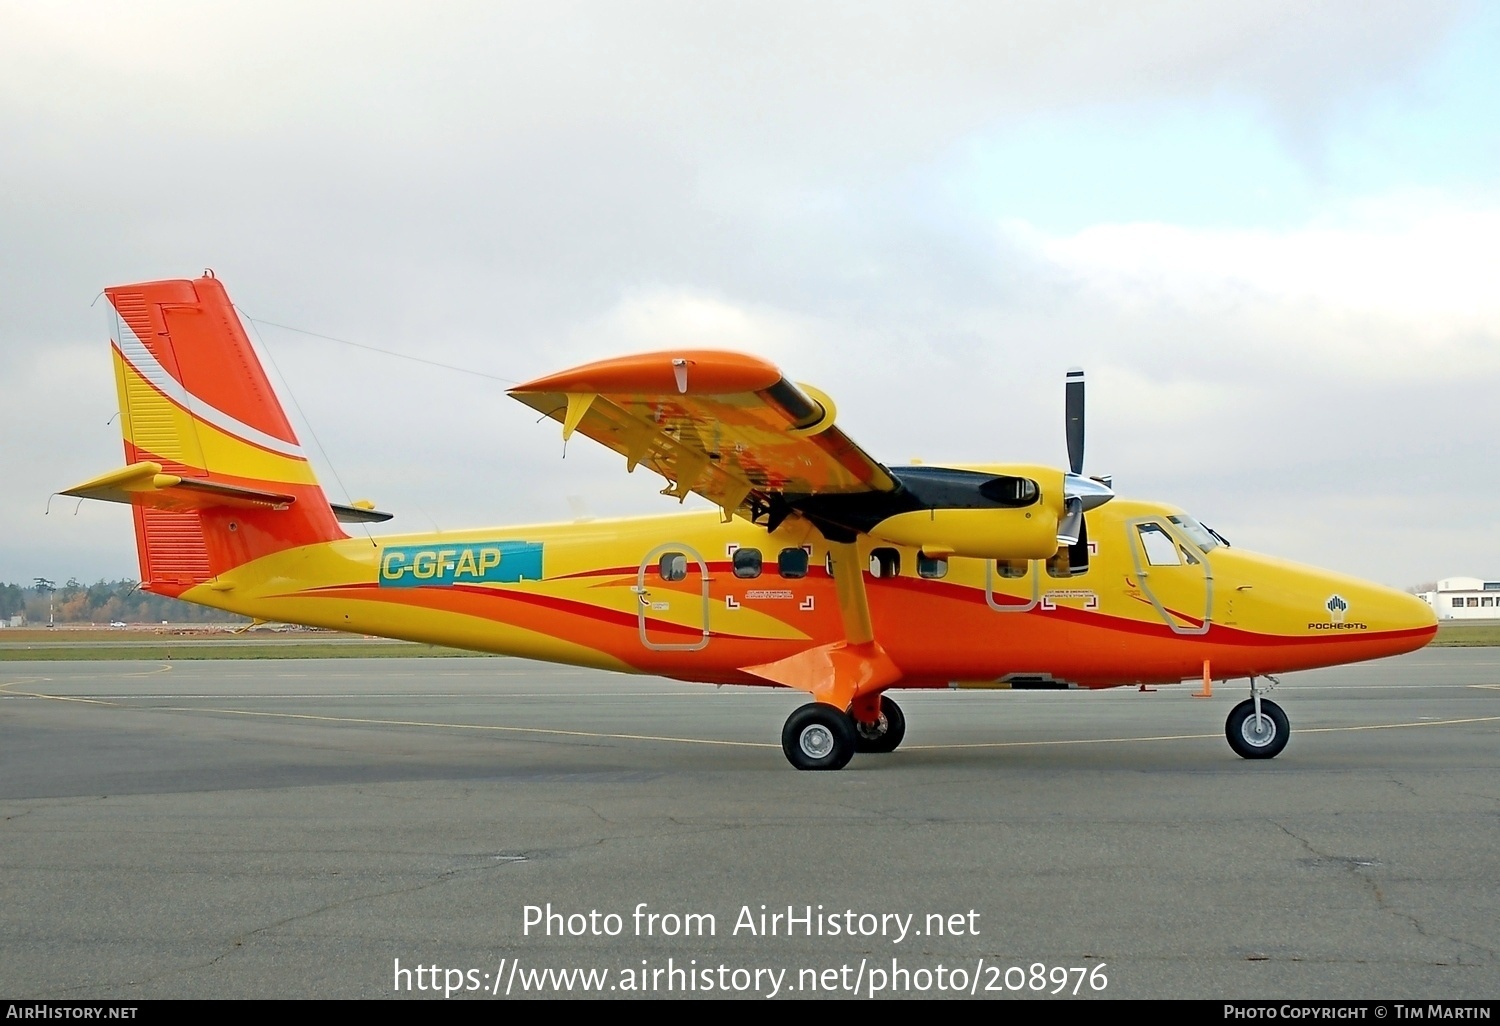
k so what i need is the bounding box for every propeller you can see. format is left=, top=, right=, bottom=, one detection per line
left=1065, top=367, right=1085, bottom=476
left=1058, top=367, right=1114, bottom=547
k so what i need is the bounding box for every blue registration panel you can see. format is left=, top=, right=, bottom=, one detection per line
left=378, top=541, right=543, bottom=587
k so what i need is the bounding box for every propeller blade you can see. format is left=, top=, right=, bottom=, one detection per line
left=1065, top=367, right=1085, bottom=475
left=1057, top=495, right=1083, bottom=547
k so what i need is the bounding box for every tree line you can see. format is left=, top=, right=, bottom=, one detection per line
left=0, top=580, right=248, bottom=625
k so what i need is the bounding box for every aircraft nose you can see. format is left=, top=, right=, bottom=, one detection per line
left=1329, top=580, right=1438, bottom=655
left=1397, top=589, right=1439, bottom=632
left=1378, top=585, right=1437, bottom=630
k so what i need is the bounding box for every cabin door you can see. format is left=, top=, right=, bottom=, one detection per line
left=636, top=543, right=712, bottom=651
left=1127, top=518, right=1212, bottom=635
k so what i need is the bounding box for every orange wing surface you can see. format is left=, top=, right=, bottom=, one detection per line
left=508, top=351, right=898, bottom=520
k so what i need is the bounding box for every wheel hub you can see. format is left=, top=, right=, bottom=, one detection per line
left=1242, top=713, right=1276, bottom=747
left=799, top=724, right=835, bottom=759
left=855, top=713, right=888, bottom=741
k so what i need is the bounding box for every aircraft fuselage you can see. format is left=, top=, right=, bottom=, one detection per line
left=177, top=495, right=1436, bottom=691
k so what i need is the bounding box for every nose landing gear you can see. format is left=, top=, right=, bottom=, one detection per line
left=1225, top=675, right=1289, bottom=759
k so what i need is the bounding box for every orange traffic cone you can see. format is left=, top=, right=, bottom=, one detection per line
left=1192, top=659, right=1213, bottom=698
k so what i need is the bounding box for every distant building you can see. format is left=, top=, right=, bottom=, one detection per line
left=6, top=615, right=21, bottom=628
left=1417, top=577, right=1500, bottom=619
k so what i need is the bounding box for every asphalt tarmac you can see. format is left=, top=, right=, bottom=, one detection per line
left=2, top=649, right=1497, bottom=1000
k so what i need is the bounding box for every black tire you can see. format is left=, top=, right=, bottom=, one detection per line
left=853, top=695, right=906, bottom=754
left=781, top=703, right=857, bottom=770
left=1225, top=698, right=1289, bottom=759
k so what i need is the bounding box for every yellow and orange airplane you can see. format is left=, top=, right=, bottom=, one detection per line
left=64, top=275, right=1438, bottom=769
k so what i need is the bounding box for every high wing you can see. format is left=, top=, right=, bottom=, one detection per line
left=508, top=351, right=898, bottom=524
left=510, top=350, right=1107, bottom=712
left=511, top=349, right=908, bottom=712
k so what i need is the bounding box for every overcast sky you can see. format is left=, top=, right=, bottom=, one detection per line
left=2, top=1, right=1495, bottom=590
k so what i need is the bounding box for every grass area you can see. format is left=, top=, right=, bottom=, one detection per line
left=0, top=628, right=489, bottom=660
left=1431, top=622, right=1500, bottom=647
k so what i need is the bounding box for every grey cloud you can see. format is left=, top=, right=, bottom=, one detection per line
left=0, top=1, right=1481, bottom=587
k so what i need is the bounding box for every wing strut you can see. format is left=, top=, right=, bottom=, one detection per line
left=741, top=540, right=900, bottom=713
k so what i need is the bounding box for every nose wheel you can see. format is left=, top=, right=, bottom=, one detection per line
left=782, top=703, right=857, bottom=770
left=1225, top=697, right=1289, bottom=759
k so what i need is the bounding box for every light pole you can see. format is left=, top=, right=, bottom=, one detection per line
left=33, top=578, right=54, bottom=628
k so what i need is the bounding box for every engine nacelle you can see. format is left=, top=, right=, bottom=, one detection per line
left=868, top=507, right=1060, bottom=560
left=867, top=465, right=1067, bottom=560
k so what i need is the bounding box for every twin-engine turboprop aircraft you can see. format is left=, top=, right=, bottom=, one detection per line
left=64, top=275, right=1438, bottom=769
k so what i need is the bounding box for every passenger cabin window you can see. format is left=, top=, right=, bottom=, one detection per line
left=1047, top=532, right=1092, bottom=579
left=869, top=548, right=900, bottom=579
left=658, top=552, right=688, bottom=582
left=917, top=553, right=948, bottom=579
left=732, top=547, right=762, bottom=579
left=1137, top=524, right=1182, bottom=566
left=996, top=559, right=1029, bottom=579
left=777, top=547, right=809, bottom=579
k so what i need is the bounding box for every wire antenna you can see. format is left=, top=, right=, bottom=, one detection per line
left=241, top=310, right=377, bottom=546
left=245, top=316, right=521, bottom=385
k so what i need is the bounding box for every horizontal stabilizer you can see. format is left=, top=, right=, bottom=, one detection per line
left=331, top=501, right=394, bottom=524
left=61, top=462, right=296, bottom=511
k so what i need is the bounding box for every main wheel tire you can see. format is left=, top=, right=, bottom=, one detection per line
left=1225, top=698, right=1290, bottom=760
left=853, top=695, right=907, bottom=754
left=782, top=703, right=857, bottom=770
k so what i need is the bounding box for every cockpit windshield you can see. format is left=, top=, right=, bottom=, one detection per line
left=1167, top=514, right=1222, bottom=551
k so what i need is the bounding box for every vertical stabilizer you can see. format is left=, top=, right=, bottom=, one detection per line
left=105, top=274, right=345, bottom=594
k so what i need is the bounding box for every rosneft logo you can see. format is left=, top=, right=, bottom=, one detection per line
left=1308, top=593, right=1367, bottom=631
left=379, top=541, right=542, bottom=588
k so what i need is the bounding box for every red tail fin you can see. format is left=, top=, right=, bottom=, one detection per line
left=103, top=274, right=346, bottom=594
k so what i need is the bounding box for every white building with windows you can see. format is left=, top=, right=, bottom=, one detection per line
left=1417, top=577, right=1500, bottom=619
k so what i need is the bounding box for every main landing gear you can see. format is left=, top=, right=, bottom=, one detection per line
left=1225, top=675, right=1289, bottom=760
left=853, top=694, right=906, bottom=754
left=781, top=695, right=906, bottom=770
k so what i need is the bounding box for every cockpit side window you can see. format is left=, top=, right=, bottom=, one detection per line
left=1137, top=524, right=1182, bottom=566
